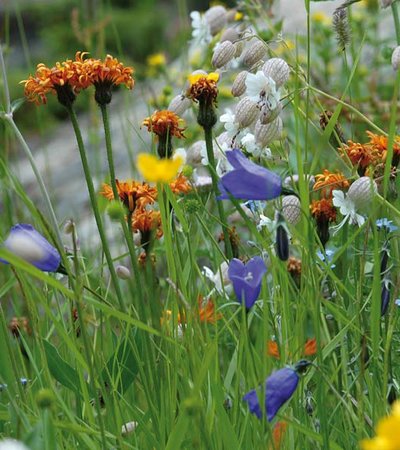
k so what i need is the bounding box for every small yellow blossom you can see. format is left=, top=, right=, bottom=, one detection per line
left=147, top=53, right=166, bottom=68
left=234, top=11, right=243, bottom=21
left=188, top=72, right=219, bottom=86
left=311, top=11, right=331, bottom=26
left=137, top=154, right=183, bottom=183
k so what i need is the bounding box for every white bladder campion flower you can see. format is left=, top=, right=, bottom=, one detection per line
left=220, top=108, right=239, bottom=137
left=241, top=132, right=272, bottom=159
left=245, top=71, right=280, bottom=110
left=0, top=440, right=30, bottom=450
left=202, top=261, right=232, bottom=297
left=190, top=11, right=212, bottom=47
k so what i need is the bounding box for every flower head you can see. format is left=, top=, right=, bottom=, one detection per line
left=340, top=140, right=381, bottom=172
left=187, top=72, right=219, bottom=105
left=310, top=198, right=337, bottom=223
left=132, top=209, right=163, bottom=239
left=142, top=110, right=186, bottom=139
left=198, top=296, right=222, bottom=323
left=1, top=224, right=61, bottom=272
left=137, top=154, right=183, bottom=183
left=228, top=256, right=267, bottom=309
left=218, top=149, right=282, bottom=201
left=243, top=366, right=302, bottom=421
left=313, top=170, right=349, bottom=198
left=245, top=71, right=279, bottom=110
left=169, top=173, right=192, bottom=195
left=100, top=179, right=157, bottom=212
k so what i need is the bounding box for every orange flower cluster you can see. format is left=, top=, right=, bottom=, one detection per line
left=101, top=179, right=157, bottom=212
left=310, top=198, right=337, bottom=223
left=313, top=169, right=349, bottom=198
left=132, top=209, right=163, bottom=239
left=267, top=338, right=317, bottom=359
left=169, top=173, right=192, bottom=195
left=198, top=296, right=222, bottom=323
left=142, top=110, right=186, bottom=139
left=21, top=51, right=134, bottom=105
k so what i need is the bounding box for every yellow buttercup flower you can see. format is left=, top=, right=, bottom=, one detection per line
left=188, top=72, right=219, bottom=86
left=311, top=11, right=331, bottom=26
left=361, top=401, right=400, bottom=450
left=147, top=53, right=166, bottom=68
left=137, top=154, right=183, bottom=183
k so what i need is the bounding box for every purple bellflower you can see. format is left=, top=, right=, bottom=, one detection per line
left=243, top=361, right=311, bottom=421
left=218, top=149, right=282, bottom=201
left=228, top=256, right=267, bottom=309
left=1, top=224, right=61, bottom=272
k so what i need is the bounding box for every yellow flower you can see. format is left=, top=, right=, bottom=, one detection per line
left=234, top=11, right=243, bottom=21
left=311, top=11, right=331, bottom=26
left=188, top=72, right=219, bottom=86
left=137, top=154, right=183, bottom=183
left=147, top=53, right=166, bottom=68
left=361, top=401, right=400, bottom=450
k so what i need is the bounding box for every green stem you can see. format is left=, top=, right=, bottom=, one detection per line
left=203, top=125, right=233, bottom=260
left=99, top=104, right=144, bottom=306
left=66, top=105, right=125, bottom=311
left=392, top=1, right=400, bottom=45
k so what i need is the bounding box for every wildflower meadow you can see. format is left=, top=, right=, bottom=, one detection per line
left=1, top=0, right=400, bottom=448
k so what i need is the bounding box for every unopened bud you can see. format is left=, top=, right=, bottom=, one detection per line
left=235, top=96, right=260, bottom=128
left=347, top=177, right=377, bottom=211
left=260, top=101, right=282, bottom=124
left=262, top=58, right=290, bottom=88
left=116, top=265, right=131, bottom=280
left=241, top=40, right=267, bottom=67
left=392, top=46, right=400, bottom=71
left=36, top=388, right=55, bottom=409
left=231, top=70, right=248, bottom=97
left=205, top=5, right=227, bottom=35
left=254, top=116, right=283, bottom=147
left=122, top=421, right=138, bottom=436
left=282, top=195, right=301, bottom=225
left=168, top=95, right=191, bottom=116
left=212, top=41, right=236, bottom=68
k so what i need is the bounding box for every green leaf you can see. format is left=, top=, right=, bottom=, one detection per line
left=43, top=340, right=82, bottom=395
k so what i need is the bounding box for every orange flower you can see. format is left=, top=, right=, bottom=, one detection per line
left=160, top=309, right=184, bottom=326
left=132, top=209, right=163, bottom=239
left=310, top=198, right=337, bottom=223
left=187, top=72, right=219, bottom=105
left=198, top=296, right=222, bottom=323
left=269, top=421, right=287, bottom=450
left=340, top=140, right=381, bottom=170
left=267, top=340, right=280, bottom=359
left=169, top=173, right=192, bottom=194
left=100, top=179, right=157, bottom=212
left=304, top=338, right=317, bottom=356
left=287, top=256, right=301, bottom=277
left=313, top=170, right=349, bottom=198
left=143, top=110, right=185, bottom=139
left=366, top=130, right=400, bottom=160
left=84, top=54, right=134, bottom=89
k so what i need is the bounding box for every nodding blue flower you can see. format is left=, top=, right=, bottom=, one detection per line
left=228, top=256, right=267, bottom=309
left=1, top=224, right=61, bottom=272
left=376, top=218, right=398, bottom=233
left=218, top=149, right=282, bottom=201
left=243, top=361, right=310, bottom=421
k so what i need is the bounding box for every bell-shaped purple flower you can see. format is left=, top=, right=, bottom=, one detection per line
left=1, top=224, right=61, bottom=272
left=243, top=367, right=300, bottom=421
left=228, top=256, right=267, bottom=309
left=218, top=149, right=282, bottom=201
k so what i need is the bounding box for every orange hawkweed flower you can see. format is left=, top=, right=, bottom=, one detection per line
left=143, top=110, right=186, bottom=139
left=169, top=173, right=192, bottom=195
left=198, top=296, right=222, bottom=323
left=310, top=198, right=337, bottom=223
left=313, top=170, right=349, bottom=198
left=132, top=209, right=163, bottom=239
left=304, top=338, right=317, bottom=356
left=340, top=140, right=381, bottom=171
left=269, top=421, right=287, bottom=450
left=100, top=179, right=157, bottom=212
left=187, top=72, right=219, bottom=105
left=267, top=340, right=280, bottom=359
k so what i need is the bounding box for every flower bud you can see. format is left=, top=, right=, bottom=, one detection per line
left=63, top=219, right=74, bottom=235
left=254, top=117, right=283, bottom=147
left=116, top=265, right=131, bottom=280
left=235, top=96, right=260, bottom=128
left=205, top=5, right=227, bottom=35
left=282, top=195, right=301, bottom=225
left=122, top=421, right=138, bottom=436
left=212, top=41, right=236, bottom=68
left=241, top=40, right=267, bottom=67
left=220, top=27, right=240, bottom=43
left=392, top=46, right=400, bottom=71
left=347, top=177, right=377, bottom=211
left=231, top=70, right=248, bottom=97
left=260, top=101, right=282, bottom=124
left=36, top=388, right=55, bottom=409
left=168, top=95, right=191, bottom=116
left=262, top=58, right=290, bottom=88
left=186, top=140, right=205, bottom=166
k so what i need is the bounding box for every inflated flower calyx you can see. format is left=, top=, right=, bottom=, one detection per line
left=262, top=58, right=290, bottom=88
left=347, top=177, right=377, bottom=211
left=168, top=95, right=191, bottom=116
left=260, top=101, right=282, bottom=125
left=212, top=41, right=236, bottom=68
left=254, top=116, right=283, bottom=147
left=116, top=265, right=131, bottom=280
left=282, top=195, right=301, bottom=225
left=241, top=40, right=267, bottom=67
left=235, top=97, right=260, bottom=128
left=392, top=46, right=400, bottom=71
left=231, top=71, right=248, bottom=97
left=205, top=5, right=227, bottom=35
left=220, top=27, right=240, bottom=43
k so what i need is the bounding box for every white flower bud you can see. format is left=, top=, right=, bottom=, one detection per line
left=220, top=27, right=240, bottom=43
left=241, top=40, right=267, bottom=67
left=282, top=195, right=301, bottom=225
left=262, top=58, right=290, bottom=88
left=121, top=421, right=138, bottom=436
left=254, top=116, right=283, bottom=147
left=168, top=95, right=191, bottom=116
left=347, top=177, right=377, bottom=211
left=231, top=70, right=248, bottom=97
left=116, top=265, right=131, bottom=280
left=212, top=41, right=236, bottom=68
left=205, top=5, right=227, bottom=35
left=235, top=96, right=260, bottom=128
left=260, top=101, right=282, bottom=124
left=392, top=46, right=400, bottom=71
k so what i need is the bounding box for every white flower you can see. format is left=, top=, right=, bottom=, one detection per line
left=0, top=440, right=30, bottom=450
left=202, top=261, right=232, bottom=296
left=192, top=170, right=212, bottom=188
left=200, top=141, right=231, bottom=176
left=332, top=189, right=365, bottom=232
left=257, top=214, right=277, bottom=232
left=245, top=71, right=280, bottom=110
left=190, top=11, right=212, bottom=47
left=240, top=132, right=272, bottom=159
left=173, top=148, right=187, bottom=169
left=121, top=421, right=138, bottom=436
left=220, top=108, right=239, bottom=137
